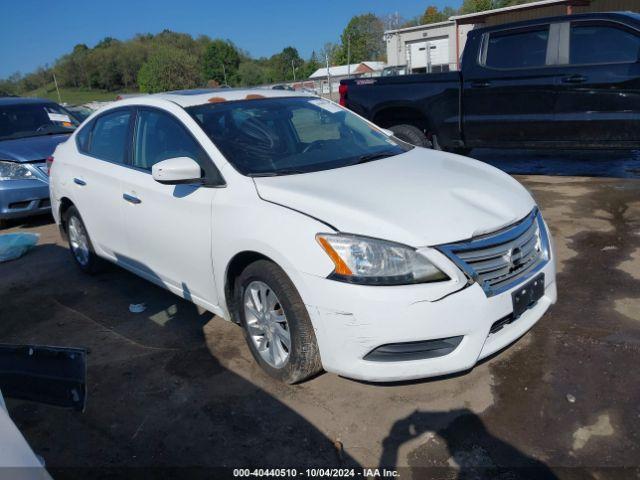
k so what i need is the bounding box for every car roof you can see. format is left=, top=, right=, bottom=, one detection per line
left=471, top=11, right=640, bottom=35
left=115, top=88, right=314, bottom=109
left=0, top=97, right=58, bottom=106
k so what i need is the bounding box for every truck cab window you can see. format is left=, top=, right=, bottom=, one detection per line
left=485, top=27, right=549, bottom=69
left=570, top=23, right=640, bottom=65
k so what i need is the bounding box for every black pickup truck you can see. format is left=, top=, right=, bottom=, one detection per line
left=340, top=11, right=640, bottom=154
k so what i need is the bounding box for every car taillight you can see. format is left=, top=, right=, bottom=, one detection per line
left=46, top=156, right=54, bottom=176
left=338, top=83, right=348, bottom=106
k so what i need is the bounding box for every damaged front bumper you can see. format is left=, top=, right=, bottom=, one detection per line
left=299, top=256, right=557, bottom=382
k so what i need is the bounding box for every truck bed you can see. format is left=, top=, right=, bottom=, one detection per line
left=341, top=72, right=462, bottom=148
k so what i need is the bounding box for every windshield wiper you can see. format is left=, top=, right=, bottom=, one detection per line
left=354, top=150, right=398, bottom=165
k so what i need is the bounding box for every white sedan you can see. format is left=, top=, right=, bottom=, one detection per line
left=49, top=89, right=556, bottom=383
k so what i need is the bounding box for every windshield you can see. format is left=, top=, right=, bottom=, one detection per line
left=0, top=103, right=79, bottom=141
left=187, top=97, right=412, bottom=176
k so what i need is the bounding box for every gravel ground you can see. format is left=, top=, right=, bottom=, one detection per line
left=1, top=166, right=639, bottom=479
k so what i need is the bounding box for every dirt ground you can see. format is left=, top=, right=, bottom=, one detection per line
left=1, top=175, right=639, bottom=479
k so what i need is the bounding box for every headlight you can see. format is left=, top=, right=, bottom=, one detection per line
left=0, top=161, right=34, bottom=180
left=316, top=233, right=449, bottom=285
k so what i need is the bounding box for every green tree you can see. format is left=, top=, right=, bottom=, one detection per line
left=269, top=46, right=303, bottom=82
left=335, top=13, right=385, bottom=64
left=460, top=0, right=495, bottom=14
left=138, top=46, right=201, bottom=93
left=299, top=51, right=321, bottom=79
left=420, top=6, right=447, bottom=24
left=238, top=61, right=267, bottom=86
left=117, top=42, right=147, bottom=89
left=441, top=6, right=458, bottom=18
left=202, top=39, right=241, bottom=86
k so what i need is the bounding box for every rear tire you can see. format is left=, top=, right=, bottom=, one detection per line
left=432, top=135, right=472, bottom=156
left=64, top=206, right=102, bottom=274
left=236, top=260, right=322, bottom=384
left=448, top=147, right=473, bottom=157
left=389, top=124, right=430, bottom=147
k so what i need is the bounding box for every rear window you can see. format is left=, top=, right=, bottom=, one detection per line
left=570, top=22, right=640, bottom=65
left=0, top=103, right=79, bottom=141
left=485, top=27, right=549, bottom=69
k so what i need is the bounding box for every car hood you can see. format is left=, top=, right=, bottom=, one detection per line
left=253, top=148, right=536, bottom=247
left=0, top=134, right=70, bottom=163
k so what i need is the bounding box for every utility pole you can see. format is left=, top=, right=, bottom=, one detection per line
left=325, top=53, right=331, bottom=97
left=292, top=59, right=296, bottom=82
left=52, top=72, right=62, bottom=104
left=347, top=35, right=351, bottom=78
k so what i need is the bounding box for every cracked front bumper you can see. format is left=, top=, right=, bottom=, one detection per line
left=300, top=257, right=557, bottom=382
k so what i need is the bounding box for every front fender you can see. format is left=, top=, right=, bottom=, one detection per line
left=212, top=186, right=336, bottom=319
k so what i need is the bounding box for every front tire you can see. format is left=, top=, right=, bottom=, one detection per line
left=64, top=206, right=102, bottom=274
left=236, top=260, right=322, bottom=384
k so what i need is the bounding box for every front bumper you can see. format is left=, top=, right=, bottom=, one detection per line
left=0, top=179, right=51, bottom=221
left=301, top=256, right=556, bottom=382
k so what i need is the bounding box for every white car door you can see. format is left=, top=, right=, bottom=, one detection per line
left=69, top=107, right=132, bottom=260
left=118, top=107, right=221, bottom=308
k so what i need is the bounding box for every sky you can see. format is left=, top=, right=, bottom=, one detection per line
left=0, top=0, right=458, bottom=78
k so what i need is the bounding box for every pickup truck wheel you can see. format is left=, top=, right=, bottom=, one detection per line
left=64, top=206, right=102, bottom=274
left=389, top=124, right=429, bottom=147
left=237, top=260, right=322, bottom=384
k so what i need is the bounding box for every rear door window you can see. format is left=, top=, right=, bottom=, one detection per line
left=88, top=110, right=132, bottom=164
left=485, top=27, right=550, bottom=69
left=570, top=22, right=640, bottom=65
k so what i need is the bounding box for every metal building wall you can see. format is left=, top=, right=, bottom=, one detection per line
left=483, top=0, right=639, bottom=26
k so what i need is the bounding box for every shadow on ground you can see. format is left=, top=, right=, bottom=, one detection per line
left=0, top=240, right=561, bottom=478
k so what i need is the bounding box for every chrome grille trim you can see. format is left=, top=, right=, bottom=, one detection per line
left=436, top=208, right=550, bottom=297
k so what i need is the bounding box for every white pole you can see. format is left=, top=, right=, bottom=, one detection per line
left=292, top=59, right=296, bottom=82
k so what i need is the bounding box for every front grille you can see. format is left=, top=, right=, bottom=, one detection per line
left=438, top=209, right=550, bottom=296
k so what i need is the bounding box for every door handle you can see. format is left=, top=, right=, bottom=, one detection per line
left=562, top=75, right=586, bottom=84
left=123, top=193, right=141, bottom=204
left=471, top=80, right=491, bottom=88
left=73, top=177, right=86, bottom=186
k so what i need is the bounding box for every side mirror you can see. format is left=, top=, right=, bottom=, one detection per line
left=152, top=157, right=203, bottom=185
left=381, top=128, right=394, bottom=137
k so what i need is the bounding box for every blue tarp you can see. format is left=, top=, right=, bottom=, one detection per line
left=0, top=233, right=39, bottom=263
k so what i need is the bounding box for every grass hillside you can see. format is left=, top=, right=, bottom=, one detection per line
left=23, top=83, right=134, bottom=105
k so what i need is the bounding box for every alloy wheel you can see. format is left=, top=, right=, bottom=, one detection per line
left=68, top=216, right=90, bottom=266
left=243, top=280, right=291, bottom=368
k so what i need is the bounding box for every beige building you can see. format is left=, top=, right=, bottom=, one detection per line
left=385, top=0, right=640, bottom=73
left=385, top=21, right=473, bottom=73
